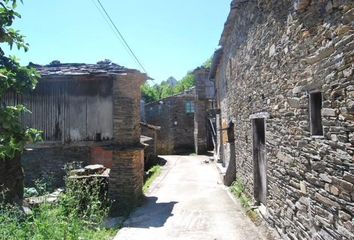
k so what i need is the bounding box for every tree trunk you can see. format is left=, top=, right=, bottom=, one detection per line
left=0, top=154, right=24, bottom=203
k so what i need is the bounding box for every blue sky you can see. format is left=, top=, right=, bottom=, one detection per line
left=9, top=0, right=230, bottom=83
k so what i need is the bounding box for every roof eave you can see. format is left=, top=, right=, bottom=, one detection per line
left=218, top=0, right=239, bottom=47
left=209, top=47, right=223, bottom=81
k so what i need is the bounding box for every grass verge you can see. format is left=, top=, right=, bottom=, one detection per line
left=230, top=179, right=262, bottom=225
left=0, top=204, right=116, bottom=240
left=1, top=177, right=117, bottom=240
left=143, top=165, right=162, bottom=194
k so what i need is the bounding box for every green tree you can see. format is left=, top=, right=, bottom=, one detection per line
left=141, top=83, right=159, bottom=103
left=0, top=0, right=41, bottom=202
left=175, top=73, right=195, bottom=93
left=160, top=82, right=175, bottom=99
left=142, top=55, right=213, bottom=102
left=202, top=57, right=212, bottom=68
left=0, top=0, right=41, bottom=160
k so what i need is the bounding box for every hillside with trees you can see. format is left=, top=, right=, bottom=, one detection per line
left=141, top=73, right=195, bottom=103
left=142, top=58, right=211, bottom=103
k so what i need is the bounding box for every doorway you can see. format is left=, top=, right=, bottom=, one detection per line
left=252, top=118, right=267, bottom=205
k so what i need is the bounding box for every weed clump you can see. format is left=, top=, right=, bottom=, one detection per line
left=143, top=165, right=161, bottom=193
left=230, top=179, right=262, bottom=225
left=0, top=172, right=116, bottom=239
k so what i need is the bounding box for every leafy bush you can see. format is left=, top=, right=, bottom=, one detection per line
left=24, top=187, right=39, bottom=198
left=0, top=0, right=42, bottom=161
left=0, top=176, right=115, bottom=239
left=60, top=176, right=110, bottom=225
left=24, top=178, right=53, bottom=198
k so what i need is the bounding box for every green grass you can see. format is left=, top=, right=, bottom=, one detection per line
left=0, top=204, right=116, bottom=240
left=1, top=177, right=117, bottom=240
left=230, top=179, right=261, bottom=225
left=143, top=165, right=162, bottom=193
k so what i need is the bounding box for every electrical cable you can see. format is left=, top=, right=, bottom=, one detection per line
left=94, top=0, right=147, bottom=73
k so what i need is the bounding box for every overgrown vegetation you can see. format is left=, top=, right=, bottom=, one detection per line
left=0, top=0, right=42, bottom=160
left=143, top=165, right=161, bottom=193
left=23, top=178, right=52, bottom=198
left=230, top=179, right=261, bottom=224
left=0, top=176, right=116, bottom=240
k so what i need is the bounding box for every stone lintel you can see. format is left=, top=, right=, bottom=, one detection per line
left=249, top=112, right=270, bottom=120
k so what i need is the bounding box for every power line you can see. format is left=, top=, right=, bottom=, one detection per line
left=89, top=0, right=138, bottom=63
left=92, top=0, right=147, bottom=74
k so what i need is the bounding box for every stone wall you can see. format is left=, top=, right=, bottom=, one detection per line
left=194, top=67, right=214, bottom=154
left=141, top=123, right=159, bottom=169
left=109, top=148, right=144, bottom=214
left=145, top=90, right=196, bottom=154
left=22, top=145, right=90, bottom=188
left=113, top=73, right=145, bottom=146
left=215, top=0, right=354, bottom=239
left=109, top=72, right=146, bottom=214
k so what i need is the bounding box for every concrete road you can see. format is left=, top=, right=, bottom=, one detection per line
left=115, top=155, right=272, bottom=240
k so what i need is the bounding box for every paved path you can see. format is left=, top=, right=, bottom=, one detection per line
left=115, top=155, right=271, bottom=240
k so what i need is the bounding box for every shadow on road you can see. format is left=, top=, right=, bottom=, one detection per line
left=124, top=196, right=177, bottom=228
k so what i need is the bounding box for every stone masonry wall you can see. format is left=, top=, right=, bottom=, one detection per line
left=113, top=73, right=144, bottom=146
left=145, top=91, right=195, bottom=154
left=145, top=100, right=174, bottom=154
left=194, top=68, right=213, bottom=154
left=109, top=149, right=144, bottom=214
left=109, top=73, right=146, bottom=214
left=216, top=0, right=354, bottom=239
left=22, top=145, right=90, bottom=188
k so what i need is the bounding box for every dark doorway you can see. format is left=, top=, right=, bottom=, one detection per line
left=252, top=118, right=266, bottom=205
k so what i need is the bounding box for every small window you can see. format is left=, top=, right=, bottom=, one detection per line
left=309, top=92, right=323, bottom=136
left=185, top=101, right=195, bottom=113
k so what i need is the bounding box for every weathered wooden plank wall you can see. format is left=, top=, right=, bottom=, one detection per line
left=2, top=77, right=113, bottom=143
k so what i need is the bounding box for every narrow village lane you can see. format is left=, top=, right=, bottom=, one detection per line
left=115, top=155, right=271, bottom=240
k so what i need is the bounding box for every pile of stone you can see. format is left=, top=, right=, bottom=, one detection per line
left=67, top=164, right=110, bottom=204
left=25, top=188, right=64, bottom=208
left=68, top=164, right=110, bottom=179
left=25, top=165, right=110, bottom=209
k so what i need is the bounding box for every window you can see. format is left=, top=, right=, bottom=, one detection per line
left=229, top=58, right=233, bottom=79
left=185, top=101, right=195, bottom=113
left=309, top=92, right=323, bottom=136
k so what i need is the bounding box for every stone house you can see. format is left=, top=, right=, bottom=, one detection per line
left=144, top=67, right=215, bottom=155
left=3, top=60, right=148, bottom=213
left=211, top=0, right=354, bottom=239
left=145, top=88, right=196, bottom=154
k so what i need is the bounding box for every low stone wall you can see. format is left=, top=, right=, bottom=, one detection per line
left=22, top=145, right=90, bottom=188
left=141, top=126, right=158, bottom=170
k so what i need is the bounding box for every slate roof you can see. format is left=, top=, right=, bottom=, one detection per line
left=29, top=60, right=142, bottom=77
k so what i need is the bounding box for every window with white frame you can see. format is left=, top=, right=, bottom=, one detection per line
left=185, top=101, right=195, bottom=113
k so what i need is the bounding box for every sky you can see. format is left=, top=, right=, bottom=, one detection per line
left=8, top=0, right=230, bottom=83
